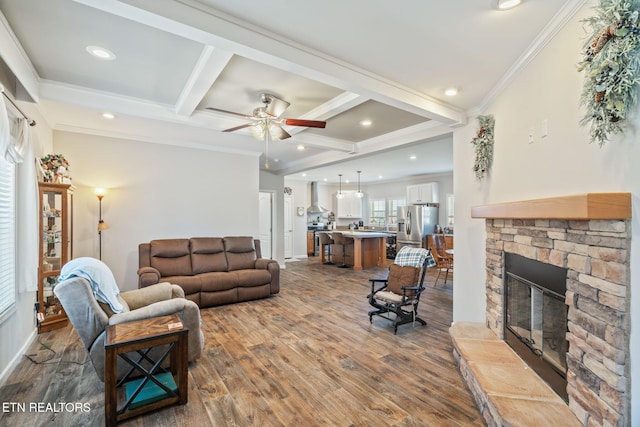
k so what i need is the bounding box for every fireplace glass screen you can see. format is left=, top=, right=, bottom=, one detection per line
left=506, top=273, right=568, bottom=374
left=504, top=253, right=569, bottom=401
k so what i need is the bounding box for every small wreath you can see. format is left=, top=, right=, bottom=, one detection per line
left=578, top=0, right=640, bottom=145
left=471, top=115, right=494, bottom=181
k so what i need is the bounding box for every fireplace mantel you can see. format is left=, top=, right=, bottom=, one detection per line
left=471, top=192, right=631, bottom=220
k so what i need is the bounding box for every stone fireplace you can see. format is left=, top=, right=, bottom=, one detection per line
left=454, top=193, right=631, bottom=426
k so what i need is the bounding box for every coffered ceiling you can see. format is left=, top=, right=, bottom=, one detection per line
left=0, top=0, right=582, bottom=182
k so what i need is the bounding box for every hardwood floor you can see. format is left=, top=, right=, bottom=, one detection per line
left=0, top=257, right=482, bottom=427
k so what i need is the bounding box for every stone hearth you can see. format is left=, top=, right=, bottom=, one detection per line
left=458, top=193, right=632, bottom=427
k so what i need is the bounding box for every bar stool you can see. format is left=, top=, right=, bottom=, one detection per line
left=318, top=232, right=335, bottom=265
left=332, top=232, right=353, bottom=268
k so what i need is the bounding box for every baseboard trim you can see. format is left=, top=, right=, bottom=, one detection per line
left=0, top=328, right=37, bottom=387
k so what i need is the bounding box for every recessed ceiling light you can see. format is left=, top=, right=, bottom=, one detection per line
left=297, top=144, right=305, bottom=151
left=345, top=179, right=350, bottom=183
left=444, top=87, right=458, bottom=97
left=378, top=175, right=383, bottom=179
left=410, top=155, right=417, bottom=160
left=86, top=45, right=116, bottom=60
left=102, top=112, right=115, bottom=119
left=302, top=173, right=307, bottom=177
left=496, top=0, right=522, bottom=10
left=323, top=178, right=328, bottom=182
left=360, top=119, right=372, bottom=127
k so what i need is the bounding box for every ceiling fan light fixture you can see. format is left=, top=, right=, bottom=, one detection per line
left=251, top=122, right=266, bottom=140
left=496, top=0, right=522, bottom=10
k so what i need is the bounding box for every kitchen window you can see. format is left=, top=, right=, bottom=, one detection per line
left=369, top=198, right=405, bottom=225
left=387, top=199, right=405, bottom=225
left=370, top=199, right=386, bottom=224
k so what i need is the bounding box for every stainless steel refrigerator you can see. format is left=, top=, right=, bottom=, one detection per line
left=397, top=205, right=439, bottom=250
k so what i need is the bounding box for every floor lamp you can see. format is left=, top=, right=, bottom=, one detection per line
left=96, top=189, right=109, bottom=260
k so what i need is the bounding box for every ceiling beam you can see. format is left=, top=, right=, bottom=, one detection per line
left=77, top=0, right=466, bottom=126
left=174, top=45, right=233, bottom=116
left=278, top=121, right=453, bottom=177
left=286, top=92, right=367, bottom=136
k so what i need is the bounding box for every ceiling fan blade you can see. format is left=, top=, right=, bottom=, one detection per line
left=283, top=118, right=326, bottom=128
left=206, top=107, right=254, bottom=120
left=263, top=93, right=290, bottom=117
left=222, top=123, right=253, bottom=132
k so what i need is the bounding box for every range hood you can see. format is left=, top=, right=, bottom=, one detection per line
left=307, top=181, right=328, bottom=214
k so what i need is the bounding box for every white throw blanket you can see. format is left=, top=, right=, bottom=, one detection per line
left=58, top=257, right=123, bottom=313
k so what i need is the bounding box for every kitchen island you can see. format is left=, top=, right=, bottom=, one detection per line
left=320, top=231, right=390, bottom=270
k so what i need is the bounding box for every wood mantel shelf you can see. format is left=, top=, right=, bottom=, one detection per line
left=471, top=193, right=631, bottom=220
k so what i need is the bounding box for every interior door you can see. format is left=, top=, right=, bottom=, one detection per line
left=258, top=192, right=272, bottom=259
left=284, top=195, right=293, bottom=258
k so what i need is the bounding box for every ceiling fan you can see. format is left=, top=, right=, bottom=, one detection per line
left=206, top=93, right=326, bottom=168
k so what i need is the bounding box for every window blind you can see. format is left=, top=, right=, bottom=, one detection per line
left=0, top=155, right=16, bottom=320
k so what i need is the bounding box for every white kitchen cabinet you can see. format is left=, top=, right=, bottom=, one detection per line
left=407, top=182, right=439, bottom=204
left=337, top=192, right=363, bottom=218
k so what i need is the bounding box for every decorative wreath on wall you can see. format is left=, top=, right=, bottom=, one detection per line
left=471, top=115, right=495, bottom=181
left=578, top=0, right=640, bottom=145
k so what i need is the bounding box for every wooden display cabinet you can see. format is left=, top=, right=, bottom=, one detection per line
left=37, top=182, right=73, bottom=333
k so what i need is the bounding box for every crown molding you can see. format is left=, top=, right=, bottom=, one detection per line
left=470, top=0, right=588, bottom=115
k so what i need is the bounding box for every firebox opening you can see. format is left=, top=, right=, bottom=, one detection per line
left=504, top=253, right=569, bottom=402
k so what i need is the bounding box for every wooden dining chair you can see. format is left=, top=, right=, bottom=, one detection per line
left=432, top=234, right=453, bottom=286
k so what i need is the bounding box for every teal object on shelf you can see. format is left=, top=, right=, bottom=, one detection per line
left=124, top=372, right=178, bottom=410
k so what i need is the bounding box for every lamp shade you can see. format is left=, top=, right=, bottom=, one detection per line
left=98, top=220, right=109, bottom=231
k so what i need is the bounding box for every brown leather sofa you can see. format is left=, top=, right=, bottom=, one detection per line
left=138, top=236, right=279, bottom=308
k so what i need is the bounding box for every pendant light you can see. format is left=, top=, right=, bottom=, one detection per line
left=336, top=174, right=344, bottom=199
left=356, top=171, right=364, bottom=198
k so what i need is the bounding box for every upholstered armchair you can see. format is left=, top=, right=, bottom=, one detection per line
left=54, top=277, right=204, bottom=382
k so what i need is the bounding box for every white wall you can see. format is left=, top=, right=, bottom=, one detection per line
left=452, top=2, right=639, bottom=423
left=283, top=179, right=309, bottom=259
left=259, top=170, right=285, bottom=266
left=54, top=131, right=261, bottom=289
left=0, top=101, right=52, bottom=385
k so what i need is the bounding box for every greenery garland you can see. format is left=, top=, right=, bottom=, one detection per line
left=578, top=0, right=640, bottom=145
left=471, top=115, right=494, bottom=181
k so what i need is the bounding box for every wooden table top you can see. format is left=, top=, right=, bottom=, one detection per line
left=318, top=230, right=391, bottom=238
left=106, top=314, right=185, bottom=347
